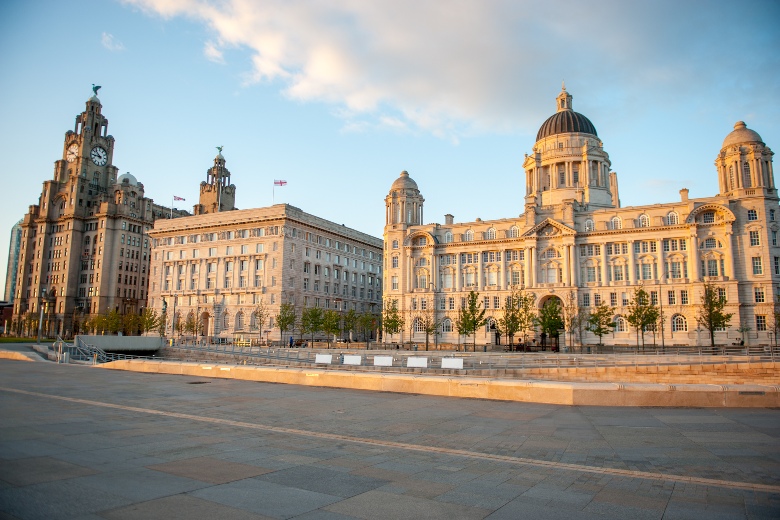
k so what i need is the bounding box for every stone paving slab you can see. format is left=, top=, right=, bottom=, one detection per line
left=0, top=360, right=778, bottom=519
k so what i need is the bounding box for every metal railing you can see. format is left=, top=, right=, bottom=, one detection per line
left=163, top=341, right=779, bottom=373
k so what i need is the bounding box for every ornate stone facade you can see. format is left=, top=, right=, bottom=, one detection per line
left=10, top=90, right=188, bottom=337
left=384, top=87, right=779, bottom=347
left=148, top=204, right=383, bottom=342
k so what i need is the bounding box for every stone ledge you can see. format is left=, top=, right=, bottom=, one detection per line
left=100, top=359, right=780, bottom=408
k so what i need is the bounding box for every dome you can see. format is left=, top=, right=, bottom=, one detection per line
left=722, top=121, right=763, bottom=148
left=117, top=172, right=138, bottom=186
left=391, top=170, right=418, bottom=191
left=88, top=95, right=101, bottom=105
left=536, top=110, right=598, bottom=141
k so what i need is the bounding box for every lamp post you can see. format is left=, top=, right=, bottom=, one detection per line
left=36, top=288, right=48, bottom=344
left=430, top=282, right=438, bottom=352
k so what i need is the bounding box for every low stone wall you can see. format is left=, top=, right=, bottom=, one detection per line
left=101, top=359, right=780, bottom=408
left=77, top=335, right=163, bottom=352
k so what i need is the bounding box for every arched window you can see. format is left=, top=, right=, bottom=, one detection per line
left=743, top=162, right=752, bottom=188
left=672, top=314, right=688, bottom=332
left=222, top=313, right=229, bottom=330
left=638, top=214, right=650, bottom=228
left=414, top=318, right=425, bottom=333
left=610, top=217, right=622, bottom=230
left=485, top=318, right=496, bottom=333
left=235, top=312, right=244, bottom=330
left=443, top=232, right=453, bottom=243
left=392, top=240, right=399, bottom=249
left=584, top=219, right=595, bottom=232
left=509, top=226, right=520, bottom=238
left=614, top=316, right=627, bottom=332
left=250, top=311, right=258, bottom=329
left=415, top=236, right=427, bottom=246
left=702, top=211, right=715, bottom=224
left=84, top=235, right=91, bottom=245
left=464, top=230, right=474, bottom=241
left=666, top=212, right=679, bottom=225
left=441, top=318, right=453, bottom=333
left=485, top=228, right=496, bottom=240
left=543, top=248, right=559, bottom=259
left=416, top=270, right=428, bottom=289
left=703, top=238, right=717, bottom=249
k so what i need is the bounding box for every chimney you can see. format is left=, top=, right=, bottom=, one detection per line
left=680, top=188, right=689, bottom=202
left=444, top=214, right=454, bottom=225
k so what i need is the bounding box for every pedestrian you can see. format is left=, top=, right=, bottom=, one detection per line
left=289, top=336, right=293, bottom=348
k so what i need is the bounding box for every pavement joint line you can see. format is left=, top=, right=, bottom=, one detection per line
left=1, top=385, right=778, bottom=494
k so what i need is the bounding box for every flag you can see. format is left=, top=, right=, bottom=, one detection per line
left=173, top=195, right=185, bottom=201
left=274, top=180, right=287, bottom=186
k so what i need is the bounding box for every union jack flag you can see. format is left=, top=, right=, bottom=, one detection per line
left=173, top=195, right=185, bottom=201
left=274, top=180, right=287, bottom=186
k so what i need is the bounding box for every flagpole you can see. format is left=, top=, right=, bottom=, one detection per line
left=170, top=196, right=173, bottom=219
left=272, top=184, right=275, bottom=205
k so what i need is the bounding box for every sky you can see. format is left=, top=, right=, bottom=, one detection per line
left=1, top=0, right=779, bottom=298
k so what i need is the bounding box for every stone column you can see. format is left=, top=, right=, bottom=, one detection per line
left=455, top=253, right=462, bottom=292
left=570, top=244, right=578, bottom=287
left=500, top=249, right=506, bottom=288
left=477, top=250, right=484, bottom=290
left=628, top=240, right=636, bottom=284
left=690, top=236, right=700, bottom=281
left=600, top=243, right=608, bottom=285
left=564, top=245, right=571, bottom=286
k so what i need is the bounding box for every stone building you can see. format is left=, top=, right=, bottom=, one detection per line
left=147, top=198, right=383, bottom=342
left=4, top=220, right=23, bottom=303
left=9, top=89, right=188, bottom=337
left=384, top=86, right=778, bottom=347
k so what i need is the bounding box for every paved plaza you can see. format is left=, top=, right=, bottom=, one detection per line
left=0, top=359, right=778, bottom=519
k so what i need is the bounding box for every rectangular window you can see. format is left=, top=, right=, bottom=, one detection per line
left=208, top=247, right=216, bottom=256
left=612, top=265, right=623, bottom=281
left=750, top=230, right=761, bottom=246
left=586, top=266, right=596, bottom=282
left=391, top=276, right=399, bottom=290
left=641, top=264, right=652, bottom=280
left=775, top=256, right=780, bottom=275
left=753, top=257, right=763, bottom=275
left=582, top=294, right=590, bottom=307
left=773, top=231, right=778, bottom=246
left=594, top=294, right=601, bottom=306
left=707, top=259, right=718, bottom=277
left=756, top=315, right=767, bottom=331
left=610, top=292, right=617, bottom=306
left=668, top=290, right=676, bottom=305
left=680, top=290, right=688, bottom=305
left=493, top=296, right=500, bottom=309
left=755, top=287, right=765, bottom=303
left=650, top=291, right=658, bottom=306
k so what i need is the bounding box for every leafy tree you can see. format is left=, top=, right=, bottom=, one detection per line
left=411, top=307, right=438, bottom=351
left=301, top=306, right=324, bottom=345
left=275, top=302, right=297, bottom=346
left=322, top=309, right=341, bottom=348
left=105, top=310, right=123, bottom=335
left=342, top=309, right=358, bottom=341
left=696, top=283, right=733, bottom=348
left=156, top=312, right=167, bottom=337
left=625, top=287, right=659, bottom=350
left=496, top=287, right=521, bottom=349
left=183, top=313, right=197, bottom=337
left=140, top=308, right=162, bottom=335
left=516, top=291, right=537, bottom=349
left=381, top=300, right=404, bottom=343
left=357, top=311, right=377, bottom=345
left=537, top=298, right=564, bottom=349
left=587, top=302, right=615, bottom=346
left=457, top=291, right=487, bottom=352
left=123, top=313, right=142, bottom=336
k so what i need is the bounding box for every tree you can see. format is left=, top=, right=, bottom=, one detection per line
left=301, top=306, right=324, bottom=345
left=457, top=291, right=487, bottom=352
left=696, top=283, right=733, bottom=348
left=123, top=313, right=142, bottom=336
left=322, top=309, right=341, bottom=348
left=105, top=310, right=122, bottom=335
left=537, top=298, right=564, bottom=350
left=275, top=302, right=297, bottom=346
left=411, top=307, right=438, bottom=351
left=496, top=287, right=521, bottom=350
left=625, top=287, right=659, bottom=350
left=140, top=308, right=162, bottom=335
left=381, top=301, right=404, bottom=343
left=587, top=302, right=615, bottom=346
left=562, top=291, right=587, bottom=350
left=516, top=291, right=537, bottom=350
left=357, top=311, right=377, bottom=346
left=342, top=309, right=358, bottom=341
left=252, top=300, right=269, bottom=336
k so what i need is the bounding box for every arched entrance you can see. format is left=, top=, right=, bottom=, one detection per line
left=537, top=294, right=564, bottom=351
left=200, top=312, right=211, bottom=338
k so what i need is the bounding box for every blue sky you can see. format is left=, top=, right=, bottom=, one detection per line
left=1, top=0, right=779, bottom=297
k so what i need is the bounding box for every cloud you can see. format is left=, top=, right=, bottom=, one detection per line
left=203, top=40, right=225, bottom=63
left=101, top=32, right=125, bottom=51
left=120, top=0, right=780, bottom=139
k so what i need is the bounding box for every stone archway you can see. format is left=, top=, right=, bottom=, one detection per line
left=537, top=294, right=564, bottom=351
left=201, top=312, right=211, bottom=338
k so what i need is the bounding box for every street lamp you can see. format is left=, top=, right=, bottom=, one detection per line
left=430, top=282, right=438, bottom=352
left=36, top=287, right=49, bottom=344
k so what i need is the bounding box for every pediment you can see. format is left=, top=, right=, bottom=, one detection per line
left=522, top=218, right=576, bottom=238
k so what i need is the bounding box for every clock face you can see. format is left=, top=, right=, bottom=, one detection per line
left=66, top=143, right=79, bottom=163
left=90, top=147, right=108, bottom=166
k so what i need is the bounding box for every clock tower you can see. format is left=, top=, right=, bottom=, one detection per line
left=10, top=87, right=187, bottom=339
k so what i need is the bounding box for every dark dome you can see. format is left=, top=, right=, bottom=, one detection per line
left=537, top=111, right=598, bottom=141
